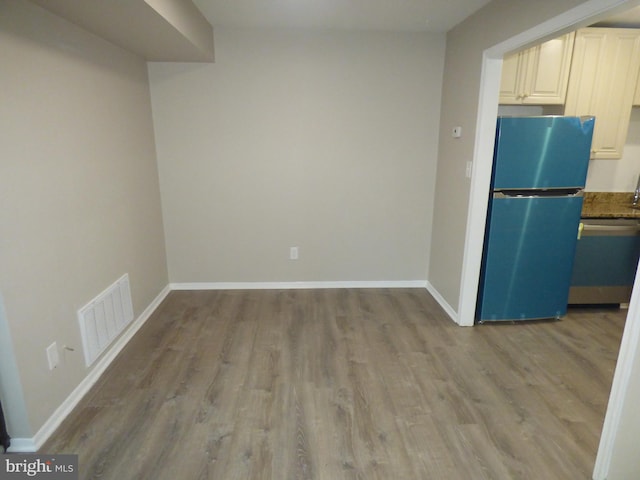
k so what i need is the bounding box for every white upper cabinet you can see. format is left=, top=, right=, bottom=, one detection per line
left=564, top=28, right=640, bottom=159
left=499, top=33, right=575, bottom=105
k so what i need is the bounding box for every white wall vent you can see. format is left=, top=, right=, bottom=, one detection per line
left=77, top=274, right=134, bottom=367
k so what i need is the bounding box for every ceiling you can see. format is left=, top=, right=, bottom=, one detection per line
left=592, top=5, right=640, bottom=28
left=192, top=0, right=494, bottom=33
left=29, top=0, right=214, bottom=61
left=28, top=0, right=640, bottom=63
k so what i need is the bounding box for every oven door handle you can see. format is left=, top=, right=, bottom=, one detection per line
left=581, top=224, right=640, bottom=235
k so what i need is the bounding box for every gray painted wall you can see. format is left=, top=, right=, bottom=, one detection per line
left=149, top=28, right=445, bottom=284
left=0, top=0, right=168, bottom=434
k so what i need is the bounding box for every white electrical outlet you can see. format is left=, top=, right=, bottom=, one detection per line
left=46, top=342, right=59, bottom=370
left=290, top=246, right=299, bottom=260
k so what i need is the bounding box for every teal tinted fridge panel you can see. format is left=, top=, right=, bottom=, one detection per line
left=493, top=116, right=595, bottom=190
left=479, top=195, right=584, bottom=322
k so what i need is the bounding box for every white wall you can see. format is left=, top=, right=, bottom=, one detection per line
left=0, top=1, right=168, bottom=436
left=598, top=270, right=640, bottom=478
left=586, top=108, right=640, bottom=191
left=0, top=296, right=30, bottom=439
left=149, top=28, right=445, bottom=284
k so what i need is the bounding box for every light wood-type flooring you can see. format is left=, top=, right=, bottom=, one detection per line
left=41, top=289, right=626, bottom=479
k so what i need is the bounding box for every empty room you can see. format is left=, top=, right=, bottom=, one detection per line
left=2, top=0, right=640, bottom=479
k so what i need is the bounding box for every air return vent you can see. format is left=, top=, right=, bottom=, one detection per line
left=78, top=274, right=134, bottom=367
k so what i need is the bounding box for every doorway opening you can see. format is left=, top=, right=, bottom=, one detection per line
left=458, top=1, right=640, bottom=478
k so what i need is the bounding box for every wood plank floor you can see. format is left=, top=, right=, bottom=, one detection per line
left=41, top=289, right=626, bottom=479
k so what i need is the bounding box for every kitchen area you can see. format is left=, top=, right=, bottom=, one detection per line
left=477, top=10, right=640, bottom=322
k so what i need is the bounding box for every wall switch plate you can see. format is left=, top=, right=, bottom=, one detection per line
left=46, top=342, right=59, bottom=370
left=452, top=126, right=462, bottom=138
left=289, top=246, right=299, bottom=260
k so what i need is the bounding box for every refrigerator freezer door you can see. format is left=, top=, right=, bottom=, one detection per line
left=479, top=195, right=584, bottom=322
left=493, top=116, right=594, bottom=190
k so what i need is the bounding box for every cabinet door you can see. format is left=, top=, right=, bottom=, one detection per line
left=523, top=32, right=575, bottom=104
left=565, top=28, right=640, bottom=159
left=499, top=33, right=574, bottom=105
left=499, top=53, right=526, bottom=104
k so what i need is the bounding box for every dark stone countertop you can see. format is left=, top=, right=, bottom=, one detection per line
left=581, top=192, right=640, bottom=219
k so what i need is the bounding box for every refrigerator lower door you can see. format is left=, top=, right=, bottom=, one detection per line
left=479, top=194, right=583, bottom=322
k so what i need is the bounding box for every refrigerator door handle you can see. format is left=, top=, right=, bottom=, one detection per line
left=494, top=189, right=584, bottom=199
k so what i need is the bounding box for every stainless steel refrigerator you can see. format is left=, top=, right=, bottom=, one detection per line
left=477, top=115, right=595, bottom=323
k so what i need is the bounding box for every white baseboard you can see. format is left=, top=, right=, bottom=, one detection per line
left=170, top=280, right=428, bottom=290
left=425, top=281, right=460, bottom=325
left=6, top=437, right=37, bottom=453
left=29, top=284, right=171, bottom=451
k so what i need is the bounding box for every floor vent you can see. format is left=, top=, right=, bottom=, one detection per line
left=78, top=274, right=134, bottom=367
